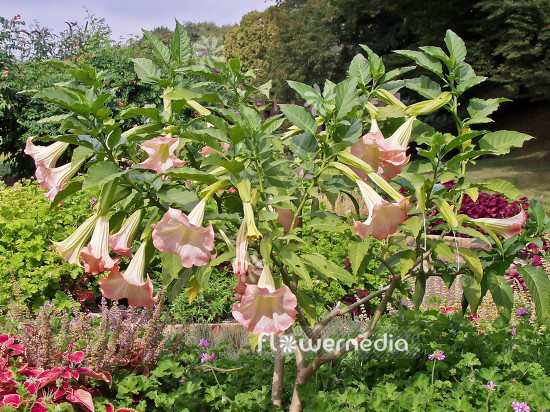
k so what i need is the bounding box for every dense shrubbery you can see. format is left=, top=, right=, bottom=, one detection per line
left=4, top=305, right=544, bottom=411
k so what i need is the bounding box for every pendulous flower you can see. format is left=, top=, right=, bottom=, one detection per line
left=24, top=137, right=69, bottom=168
left=470, top=210, right=527, bottom=239
left=138, top=136, right=186, bottom=173
left=98, top=242, right=158, bottom=307
left=350, top=117, right=414, bottom=181
left=353, top=180, right=411, bottom=240
left=34, top=157, right=85, bottom=201
left=200, top=142, right=230, bottom=157
left=53, top=214, right=99, bottom=266
left=151, top=199, right=215, bottom=268
left=234, top=220, right=248, bottom=276
left=108, top=210, right=143, bottom=257
left=232, top=262, right=297, bottom=335
left=80, top=214, right=120, bottom=274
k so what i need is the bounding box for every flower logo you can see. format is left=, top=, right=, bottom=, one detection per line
left=279, top=335, right=297, bottom=354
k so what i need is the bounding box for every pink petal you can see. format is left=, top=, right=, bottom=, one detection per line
left=151, top=207, right=215, bottom=268
left=138, top=136, right=186, bottom=173
left=354, top=197, right=411, bottom=239
left=98, top=269, right=158, bottom=308
left=232, top=284, right=297, bottom=335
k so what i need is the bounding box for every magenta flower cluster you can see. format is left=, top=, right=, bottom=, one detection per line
left=428, top=350, right=445, bottom=361
left=511, top=401, right=530, bottom=412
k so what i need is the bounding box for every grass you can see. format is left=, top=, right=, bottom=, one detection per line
left=467, top=100, right=550, bottom=208
left=467, top=139, right=550, bottom=207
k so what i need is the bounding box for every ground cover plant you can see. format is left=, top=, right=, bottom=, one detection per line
left=7, top=21, right=550, bottom=411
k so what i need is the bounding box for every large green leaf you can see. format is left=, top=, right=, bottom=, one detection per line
left=404, top=76, right=442, bottom=99
left=171, top=20, right=191, bottom=66
left=83, top=161, right=127, bottom=189
left=360, top=45, right=385, bottom=80
left=302, top=253, right=355, bottom=284
left=287, top=81, right=325, bottom=115
left=142, top=29, right=171, bottom=67
left=444, top=30, right=467, bottom=65
left=278, top=249, right=312, bottom=286
left=465, top=98, right=508, bottom=125
left=461, top=273, right=482, bottom=312
left=487, top=270, right=514, bottom=323
left=394, top=50, right=443, bottom=77
left=518, top=265, right=550, bottom=323
left=132, top=58, right=163, bottom=84
left=33, top=87, right=89, bottom=114
left=477, top=180, right=521, bottom=200
left=458, top=247, right=483, bottom=283
left=165, top=167, right=220, bottom=185
left=279, top=104, right=317, bottom=136
left=478, top=130, right=534, bottom=155
left=347, top=54, right=372, bottom=87
left=335, top=78, right=359, bottom=120
left=348, top=239, right=372, bottom=275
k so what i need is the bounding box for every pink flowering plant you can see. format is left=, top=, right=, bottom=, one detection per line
left=25, top=24, right=550, bottom=411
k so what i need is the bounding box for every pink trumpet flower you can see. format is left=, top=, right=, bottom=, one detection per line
left=351, top=118, right=414, bottom=181
left=200, top=142, right=230, bottom=157
left=34, top=160, right=84, bottom=201
left=138, top=136, right=186, bottom=173
left=234, top=220, right=248, bottom=276
left=99, top=242, right=158, bottom=307
left=151, top=199, right=215, bottom=268
left=24, top=136, right=69, bottom=168
left=471, top=210, right=527, bottom=239
left=108, top=210, right=143, bottom=257
left=353, top=180, right=411, bottom=240
left=232, top=262, right=297, bottom=335
left=80, top=214, right=120, bottom=274
left=53, top=214, right=99, bottom=266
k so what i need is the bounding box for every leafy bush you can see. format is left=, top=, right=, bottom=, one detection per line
left=0, top=180, right=94, bottom=308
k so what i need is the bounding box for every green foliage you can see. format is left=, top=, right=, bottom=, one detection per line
left=0, top=180, right=94, bottom=308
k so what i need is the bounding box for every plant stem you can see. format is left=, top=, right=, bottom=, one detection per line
left=271, top=335, right=285, bottom=409
left=431, top=359, right=437, bottom=385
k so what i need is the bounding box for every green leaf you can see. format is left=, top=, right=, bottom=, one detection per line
left=296, top=291, right=317, bottom=326
left=418, top=46, right=450, bottom=63
left=404, top=76, right=442, bottom=99
left=290, top=133, right=319, bottom=163
left=142, top=29, right=171, bottom=67
left=334, top=78, right=359, bottom=120
left=360, top=45, right=385, bottom=80
left=302, top=253, right=355, bottom=284
left=348, top=239, right=372, bottom=275
left=118, top=107, right=160, bottom=121
left=518, top=265, right=550, bottom=323
left=279, top=104, right=317, bottom=136
left=487, top=270, right=514, bottom=323
left=434, top=198, right=458, bottom=228
left=278, top=249, right=312, bottom=286
left=394, top=50, right=443, bottom=77
left=427, top=239, right=454, bottom=261
left=50, top=180, right=83, bottom=210
left=414, top=273, right=426, bottom=310
left=132, top=58, right=163, bottom=84
left=287, top=81, right=324, bottom=115
left=461, top=273, right=482, bottom=312
left=465, top=98, right=508, bottom=125
left=458, top=247, right=483, bottom=283
left=171, top=20, right=191, bottom=66
left=399, top=249, right=416, bottom=277
left=157, top=188, right=199, bottom=209
left=347, top=54, right=372, bottom=87
left=33, top=87, right=89, bottom=115
left=478, top=130, right=534, bottom=155
left=444, top=30, right=467, bottom=65
left=165, top=167, right=220, bottom=185
left=83, top=161, right=126, bottom=189
left=478, top=180, right=521, bottom=200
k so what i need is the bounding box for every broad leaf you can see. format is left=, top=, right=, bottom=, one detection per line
left=518, top=265, right=550, bottom=323
left=279, top=104, right=317, bottom=136
left=461, top=273, right=482, bottom=312
left=478, top=130, right=534, bottom=155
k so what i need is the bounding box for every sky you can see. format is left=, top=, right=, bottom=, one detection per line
left=2, top=0, right=274, bottom=41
